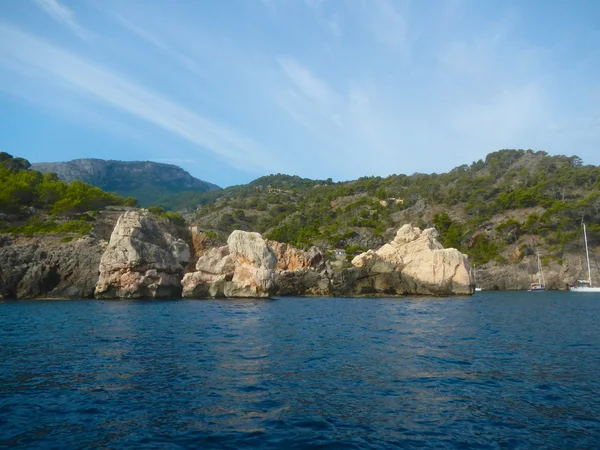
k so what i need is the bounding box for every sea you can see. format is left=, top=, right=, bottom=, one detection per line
left=1, top=291, right=599, bottom=449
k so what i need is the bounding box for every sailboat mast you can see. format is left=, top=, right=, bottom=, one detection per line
left=583, top=223, right=592, bottom=285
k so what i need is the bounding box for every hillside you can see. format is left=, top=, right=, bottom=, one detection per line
left=3, top=149, right=600, bottom=290
left=31, top=159, right=220, bottom=207
left=188, top=150, right=600, bottom=275
left=0, top=152, right=136, bottom=236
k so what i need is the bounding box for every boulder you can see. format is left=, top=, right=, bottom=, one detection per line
left=340, top=224, right=474, bottom=296
left=95, top=211, right=189, bottom=299
left=182, top=230, right=277, bottom=298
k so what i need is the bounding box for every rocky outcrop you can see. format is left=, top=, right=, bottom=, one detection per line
left=182, top=230, right=277, bottom=298
left=276, top=269, right=331, bottom=296
left=94, top=211, right=189, bottom=299
left=267, top=241, right=325, bottom=271
left=0, top=234, right=106, bottom=299
left=268, top=241, right=328, bottom=296
left=184, top=226, right=474, bottom=298
left=189, top=227, right=223, bottom=269
left=330, top=224, right=474, bottom=296
left=0, top=220, right=478, bottom=299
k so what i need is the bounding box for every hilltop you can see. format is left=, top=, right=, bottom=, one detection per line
left=31, top=159, right=220, bottom=207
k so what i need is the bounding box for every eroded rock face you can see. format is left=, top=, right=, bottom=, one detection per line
left=0, top=234, right=106, bottom=299
left=266, top=241, right=328, bottom=295
left=181, top=226, right=473, bottom=298
left=340, top=224, right=474, bottom=296
left=276, top=269, right=331, bottom=296
left=268, top=241, right=325, bottom=272
left=182, top=230, right=277, bottom=298
left=95, top=211, right=189, bottom=299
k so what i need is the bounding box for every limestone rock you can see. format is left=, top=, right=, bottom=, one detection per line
left=276, top=268, right=331, bottom=296
left=189, top=227, right=223, bottom=268
left=346, top=224, right=474, bottom=296
left=182, top=246, right=234, bottom=297
left=268, top=241, right=325, bottom=271
left=182, top=230, right=277, bottom=298
left=95, top=211, right=189, bottom=299
left=0, top=234, right=106, bottom=299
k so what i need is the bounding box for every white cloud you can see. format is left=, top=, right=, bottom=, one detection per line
left=278, top=57, right=336, bottom=106
left=0, top=23, right=279, bottom=173
left=32, top=0, right=88, bottom=39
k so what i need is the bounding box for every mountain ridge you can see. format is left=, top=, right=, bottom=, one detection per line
left=31, top=158, right=220, bottom=207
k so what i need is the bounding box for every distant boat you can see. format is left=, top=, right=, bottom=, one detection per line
left=475, top=287, right=482, bottom=292
left=570, top=223, right=600, bottom=293
left=528, top=252, right=545, bottom=291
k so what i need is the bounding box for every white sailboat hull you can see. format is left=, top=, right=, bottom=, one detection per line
left=570, top=286, right=600, bottom=293
left=571, top=223, right=599, bottom=293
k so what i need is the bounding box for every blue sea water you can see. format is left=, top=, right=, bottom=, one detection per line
left=1, top=292, right=600, bottom=449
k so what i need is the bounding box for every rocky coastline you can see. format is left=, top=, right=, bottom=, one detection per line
left=1, top=210, right=478, bottom=299
left=2, top=210, right=598, bottom=299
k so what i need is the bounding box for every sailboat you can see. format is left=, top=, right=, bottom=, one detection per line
left=528, top=252, right=545, bottom=291
left=570, top=223, right=600, bottom=293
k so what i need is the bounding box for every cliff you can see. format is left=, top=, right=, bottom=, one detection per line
left=0, top=209, right=124, bottom=299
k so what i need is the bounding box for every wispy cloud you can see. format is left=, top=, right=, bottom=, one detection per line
left=0, top=23, right=278, bottom=173
left=278, top=57, right=336, bottom=105
left=274, top=56, right=403, bottom=176
left=365, top=0, right=411, bottom=49
left=2, top=0, right=599, bottom=184
left=325, top=13, right=342, bottom=39
left=32, top=0, right=88, bottom=39
left=115, top=15, right=204, bottom=77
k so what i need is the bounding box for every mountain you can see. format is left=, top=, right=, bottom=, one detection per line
left=31, top=159, right=220, bottom=207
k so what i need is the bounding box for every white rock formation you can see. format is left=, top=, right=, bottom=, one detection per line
left=95, top=211, right=189, bottom=299
left=267, top=241, right=324, bottom=272
left=182, top=230, right=277, bottom=298
left=351, top=224, right=474, bottom=295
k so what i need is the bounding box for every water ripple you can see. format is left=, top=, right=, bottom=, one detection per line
left=1, top=292, right=600, bottom=448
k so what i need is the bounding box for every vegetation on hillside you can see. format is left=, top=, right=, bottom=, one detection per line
left=190, top=150, right=600, bottom=266
left=4, top=149, right=600, bottom=268
left=0, top=153, right=136, bottom=236
left=32, top=159, right=220, bottom=207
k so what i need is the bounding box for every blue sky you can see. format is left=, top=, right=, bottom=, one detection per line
left=1, top=0, right=599, bottom=187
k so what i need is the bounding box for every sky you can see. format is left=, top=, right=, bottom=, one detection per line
left=0, top=0, right=599, bottom=187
